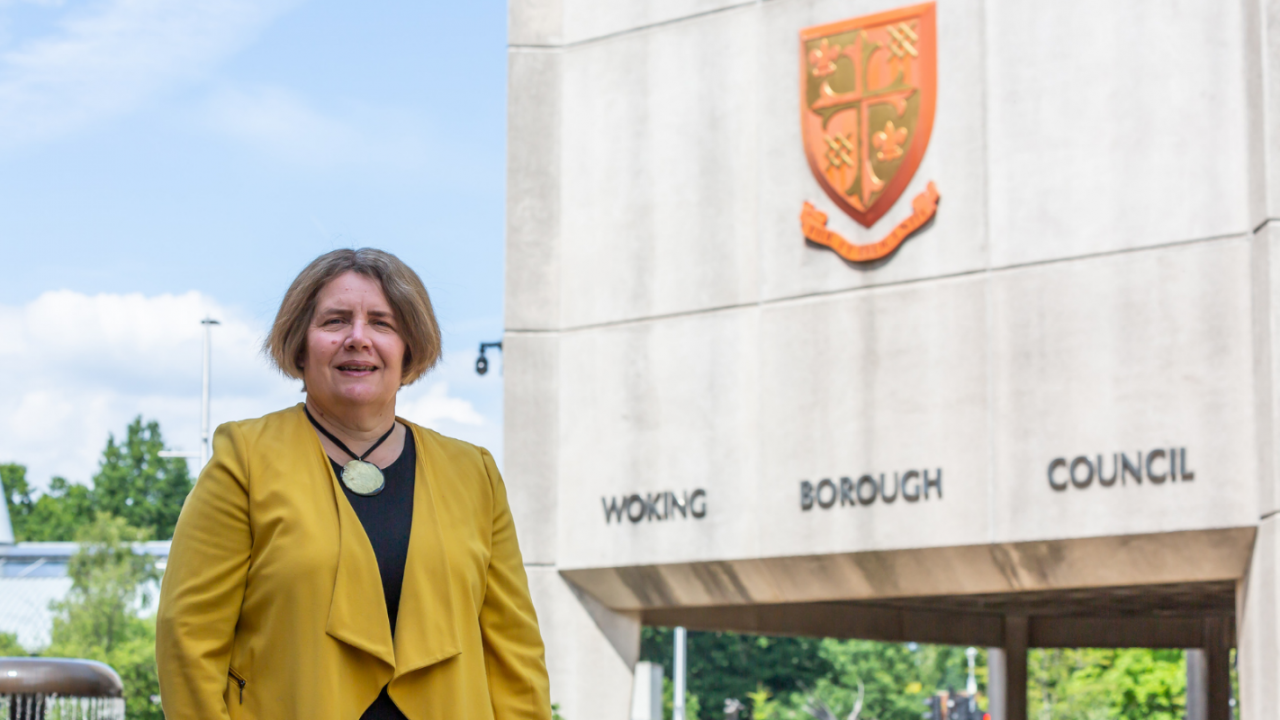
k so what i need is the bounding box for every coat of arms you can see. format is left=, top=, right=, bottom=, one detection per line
left=799, top=3, right=940, bottom=262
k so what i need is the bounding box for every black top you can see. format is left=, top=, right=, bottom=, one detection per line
left=331, top=427, right=416, bottom=720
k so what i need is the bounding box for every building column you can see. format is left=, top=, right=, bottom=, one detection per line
left=1203, top=616, right=1232, bottom=720
left=1238, top=518, right=1280, bottom=720
left=1186, top=649, right=1207, bottom=720
left=986, top=647, right=1007, bottom=720
left=527, top=568, right=641, bottom=720
left=1003, top=615, right=1028, bottom=720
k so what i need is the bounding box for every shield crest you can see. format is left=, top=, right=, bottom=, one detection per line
left=800, top=3, right=937, bottom=229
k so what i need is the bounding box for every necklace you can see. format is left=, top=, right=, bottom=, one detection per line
left=305, top=406, right=396, bottom=496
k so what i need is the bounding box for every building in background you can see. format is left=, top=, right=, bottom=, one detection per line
left=0, top=505, right=168, bottom=652
left=503, top=1, right=1279, bottom=719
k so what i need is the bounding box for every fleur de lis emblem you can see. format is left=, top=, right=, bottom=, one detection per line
left=872, top=120, right=908, bottom=161
left=808, top=39, right=842, bottom=77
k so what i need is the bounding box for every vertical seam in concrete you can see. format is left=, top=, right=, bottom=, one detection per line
left=1248, top=0, right=1277, bottom=521
left=754, top=0, right=766, bottom=315
left=1261, top=0, right=1278, bottom=523
left=979, top=0, right=997, bottom=546
left=750, top=0, right=765, bottom=561
left=1253, top=226, right=1274, bottom=519
left=1261, top=0, right=1275, bottom=219
left=550, top=37, right=566, bottom=572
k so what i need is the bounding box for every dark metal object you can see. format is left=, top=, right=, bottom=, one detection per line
left=0, top=658, right=123, bottom=697
left=475, top=341, right=502, bottom=376
left=1, top=658, right=125, bottom=719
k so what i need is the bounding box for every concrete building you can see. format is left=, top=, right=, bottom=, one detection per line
left=504, top=1, right=1280, bottom=718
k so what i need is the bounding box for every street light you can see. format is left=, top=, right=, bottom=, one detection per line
left=158, top=317, right=219, bottom=468
left=199, top=318, right=220, bottom=467
left=965, top=646, right=978, bottom=696
left=673, top=626, right=687, bottom=720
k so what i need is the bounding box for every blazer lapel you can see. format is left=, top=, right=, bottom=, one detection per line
left=299, top=406, right=397, bottom=670
left=391, top=424, right=461, bottom=679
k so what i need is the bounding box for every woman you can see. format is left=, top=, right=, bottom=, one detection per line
left=156, top=249, right=550, bottom=720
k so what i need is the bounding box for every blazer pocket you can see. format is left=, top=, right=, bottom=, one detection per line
left=227, top=667, right=247, bottom=719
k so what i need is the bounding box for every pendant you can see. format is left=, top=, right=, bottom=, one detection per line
left=341, top=460, right=385, bottom=496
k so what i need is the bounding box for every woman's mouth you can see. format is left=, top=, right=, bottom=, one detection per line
left=337, top=363, right=378, bottom=373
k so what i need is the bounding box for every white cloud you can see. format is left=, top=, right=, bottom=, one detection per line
left=398, top=381, right=484, bottom=427
left=0, top=290, right=500, bottom=492
left=0, top=0, right=301, bottom=149
left=205, top=84, right=428, bottom=168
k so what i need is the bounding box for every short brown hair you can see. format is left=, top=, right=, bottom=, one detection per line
left=265, top=248, right=442, bottom=385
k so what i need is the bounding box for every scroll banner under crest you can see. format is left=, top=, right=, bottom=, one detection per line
left=799, top=2, right=940, bottom=262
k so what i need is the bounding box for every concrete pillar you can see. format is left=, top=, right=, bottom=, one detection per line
left=1239, top=519, right=1280, bottom=720
left=527, top=568, right=641, bottom=720
left=986, top=647, right=1007, bottom=720
left=630, top=661, right=663, bottom=720
left=1186, top=649, right=1207, bottom=720
left=1003, top=615, right=1028, bottom=720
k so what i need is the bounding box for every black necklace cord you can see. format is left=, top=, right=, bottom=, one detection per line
left=304, top=406, right=396, bottom=465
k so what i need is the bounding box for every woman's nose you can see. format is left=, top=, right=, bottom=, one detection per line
left=344, top=321, right=373, bottom=348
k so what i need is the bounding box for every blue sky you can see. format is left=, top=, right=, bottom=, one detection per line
left=0, top=0, right=510, bottom=489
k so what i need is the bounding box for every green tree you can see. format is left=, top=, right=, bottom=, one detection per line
left=1, top=462, right=36, bottom=539
left=92, top=417, right=192, bottom=540
left=641, top=629, right=990, bottom=720
left=642, top=628, right=834, bottom=719
left=22, top=477, right=95, bottom=542
left=1028, top=648, right=1185, bottom=720
left=663, top=675, right=703, bottom=720
left=749, top=685, right=782, bottom=719
left=1, top=464, right=94, bottom=542
left=2, top=417, right=192, bottom=542
left=0, top=631, right=28, bottom=657
left=792, top=639, right=935, bottom=720
left=44, top=513, right=163, bottom=720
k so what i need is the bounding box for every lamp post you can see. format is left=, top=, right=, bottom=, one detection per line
left=673, top=626, right=687, bottom=720
left=965, top=646, right=978, bottom=696
left=159, top=317, right=219, bottom=468
left=199, top=318, right=220, bottom=468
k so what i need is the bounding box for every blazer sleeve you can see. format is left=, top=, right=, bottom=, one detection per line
left=156, top=422, right=253, bottom=720
left=478, top=448, right=553, bottom=720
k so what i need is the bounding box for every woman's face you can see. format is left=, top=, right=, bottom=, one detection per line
left=302, top=271, right=405, bottom=413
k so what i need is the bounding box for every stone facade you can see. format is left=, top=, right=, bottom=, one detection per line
left=505, top=1, right=1278, bottom=718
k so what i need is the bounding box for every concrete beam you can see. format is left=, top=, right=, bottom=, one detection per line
left=562, top=529, right=1256, bottom=611
left=1029, top=616, right=1213, bottom=649
left=643, top=602, right=1004, bottom=647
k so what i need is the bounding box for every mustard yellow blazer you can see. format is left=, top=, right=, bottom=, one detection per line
left=156, top=404, right=551, bottom=720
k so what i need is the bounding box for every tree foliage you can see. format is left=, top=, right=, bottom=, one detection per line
left=641, top=628, right=967, bottom=720
left=643, top=628, right=834, bottom=719
left=0, top=631, right=28, bottom=657
left=794, top=639, right=966, bottom=720
left=44, top=513, right=163, bottom=720
left=92, top=417, right=193, bottom=541
left=2, top=464, right=95, bottom=542
left=0, top=420, right=182, bottom=718
left=641, top=627, right=1206, bottom=720
left=663, top=675, right=703, bottom=720
left=0, top=416, right=191, bottom=542
left=1028, top=648, right=1186, bottom=720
